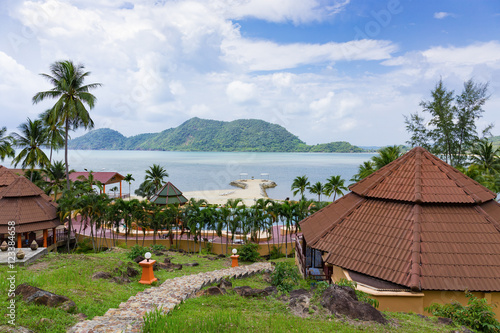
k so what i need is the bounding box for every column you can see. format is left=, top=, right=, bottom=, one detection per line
left=43, top=229, right=48, bottom=247
left=119, top=181, right=122, bottom=198
left=17, top=233, right=22, bottom=248
left=53, top=228, right=57, bottom=243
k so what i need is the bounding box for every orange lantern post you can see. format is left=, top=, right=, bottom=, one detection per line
left=139, top=252, right=158, bottom=285
left=230, top=248, right=239, bottom=267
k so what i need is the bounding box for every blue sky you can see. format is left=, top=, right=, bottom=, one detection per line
left=0, top=0, right=499, bottom=146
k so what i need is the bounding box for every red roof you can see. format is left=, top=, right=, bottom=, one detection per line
left=300, top=147, right=500, bottom=292
left=69, top=172, right=125, bottom=185
left=0, top=167, right=60, bottom=234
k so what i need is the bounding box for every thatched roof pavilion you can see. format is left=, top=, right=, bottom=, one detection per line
left=150, top=182, right=188, bottom=206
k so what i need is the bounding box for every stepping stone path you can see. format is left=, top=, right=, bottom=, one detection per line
left=69, top=262, right=273, bottom=333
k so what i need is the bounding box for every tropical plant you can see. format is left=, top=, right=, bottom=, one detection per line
left=350, top=161, right=375, bottom=182
left=291, top=175, right=310, bottom=200
left=0, top=126, right=14, bottom=161
left=41, top=160, right=68, bottom=200
left=371, top=145, right=403, bottom=170
left=324, top=175, right=348, bottom=201
left=238, top=243, right=260, bottom=262
left=307, top=181, right=324, bottom=202
left=11, top=118, right=50, bottom=181
left=144, top=164, right=169, bottom=194
left=470, top=139, right=500, bottom=174
left=271, top=261, right=300, bottom=293
left=39, top=108, right=65, bottom=163
left=123, top=173, right=135, bottom=200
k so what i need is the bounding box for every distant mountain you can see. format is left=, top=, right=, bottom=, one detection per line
left=68, top=117, right=364, bottom=153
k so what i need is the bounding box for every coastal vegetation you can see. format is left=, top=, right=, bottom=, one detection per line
left=67, top=117, right=364, bottom=153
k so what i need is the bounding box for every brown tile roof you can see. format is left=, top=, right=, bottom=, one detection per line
left=0, top=170, right=60, bottom=234
left=350, top=147, right=496, bottom=204
left=0, top=165, right=18, bottom=188
left=69, top=171, right=124, bottom=185
left=300, top=147, right=500, bottom=292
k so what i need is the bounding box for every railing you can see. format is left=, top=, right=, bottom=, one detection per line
left=295, top=236, right=306, bottom=278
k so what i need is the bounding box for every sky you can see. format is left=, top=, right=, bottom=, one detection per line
left=0, top=0, right=499, bottom=146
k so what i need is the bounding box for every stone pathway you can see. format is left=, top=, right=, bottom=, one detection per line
left=68, top=262, right=273, bottom=333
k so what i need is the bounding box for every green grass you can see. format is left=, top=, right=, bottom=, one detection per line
left=0, top=248, right=232, bottom=333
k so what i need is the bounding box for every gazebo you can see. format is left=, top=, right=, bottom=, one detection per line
left=69, top=171, right=125, bottom=197
left=299, top=147, right=500, bottom=316
left=150, top=182, right=188, bottom=206
left=0, top=166, right=61, bottom=248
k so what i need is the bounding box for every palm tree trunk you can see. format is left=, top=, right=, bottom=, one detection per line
left=64, top=121, right=71, bottom=252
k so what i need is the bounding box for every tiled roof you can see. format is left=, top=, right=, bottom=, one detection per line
left=150, top=182, right=188, bottom=206
left=300, top=147, right=500, bottom=292
left=350, top=147, right=496, bottom=204
left=69, top=171, right=125, bottom=185
left=0, top=170, right=60, bottom=234
left=0, top=165, right=18, bottom=188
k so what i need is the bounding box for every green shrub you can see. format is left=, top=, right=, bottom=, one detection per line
left=127, top=244, right=148, bottom=260
left=271, top=262, right=300, bottom=293
left=269, top=246, right=284, bottom=259
left=238, top=243, right=260, bottom=262
left=150, top=244, right=166, bottom=252
left=74, top=238, right=93, bottom=254
left=336, top=278, right=379, bottom=308
left=425, top=292, right=500, bottom=332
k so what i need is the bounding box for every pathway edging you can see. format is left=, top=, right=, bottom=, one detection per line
left=68, top=262, right=273, bottom=333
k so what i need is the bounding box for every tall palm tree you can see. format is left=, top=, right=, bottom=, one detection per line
left=11, top=118, right=50, bottom=181
left=371, top=145, right=403, bottom=170
left=144, top=164, right=169, bottom=194
left=324, top=175, right=348, bottom=201
left=41, top=160, right=70, bottom=200
left=307, top=181, right=324, bottom=202
left=32, top=60, right=101, bottom=191
left=291, top=175, right=310, bottom=200
left=123, top=173, right=135, bottom=200
left=0, top=126, right=15, bottom=161
left=39, top=109, right=65, bottom=163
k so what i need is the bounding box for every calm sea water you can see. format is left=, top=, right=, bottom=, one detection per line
left=1, top=150, right=376, bottom=200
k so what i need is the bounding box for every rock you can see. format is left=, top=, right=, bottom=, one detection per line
left=320, top=285, right=387, bottom=324
left=205, top=286, right=224, bottom=296
left=163, top=257, right=171, bottom=264
left=0, top=325, right=34, bottom=333
left=288, top=290, right=313, bottom=318
left=262, top=273, right=272, bottom=284
left=16, top=249, right=25, bottom=259
left=264, top=286, right=278, bottom=294
left=92, top=271, right=112, bottom=280
left=437, top=317, right=454, bottom=325
left=218, top=279, right=232, bottom=290
left=184, top=262, right=199, bottom=267
left=15, top=283, right=77, bottom=313
left=111, top=276, right=131, bottom=284
left=171, top=264, right=182, bottom=270
left=217, top=254, right=226, bottom=258
left=30, top=241, right=38, bottom=251
left=153, top=251, right=162, bottom=256
left=133, top=255, right=145, bottom=263
left=126, top=266, right=139, bottom=277
left=233, top=286, right=269, bottom=297
left=39, top=318, right=54, bottom=325
left=75, top=313, right=88, bottom=321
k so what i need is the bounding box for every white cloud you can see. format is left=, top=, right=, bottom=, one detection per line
left=433, top=12, right=454, bottom=19
left=226, top=80, right=257, bottom=103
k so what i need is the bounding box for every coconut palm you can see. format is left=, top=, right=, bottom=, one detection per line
left=324, top=175, right=348, bottom=201
left=350, top=161, right=375, bottom=182
left=123, top=173, right=135, bottom=200
left=0, top=126, right=14, bottom=161
left=371, top=145, right=403, bottom=170
left=469, top=139, right=500, bottom=174
left=11, top=118, right=50, bottom=181
left=41, top=160, right=70, bottom=200
left=291, top=175, right=310, bottom=200
left=144, top=164, right=169, bottom=194
left=39, top=109, right=65, bottom=163
left=307, top=181, right=324, bottom=202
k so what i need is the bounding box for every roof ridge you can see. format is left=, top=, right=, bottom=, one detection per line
left=414, top=148, right=422, bottom=204
left=409, top=204, right=422, bottom=292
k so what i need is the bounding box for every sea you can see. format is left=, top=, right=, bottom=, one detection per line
left=1, top=150, right=377, bottom=200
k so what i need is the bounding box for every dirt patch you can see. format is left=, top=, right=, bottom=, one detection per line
left=26, top=260, right=49, bottom=271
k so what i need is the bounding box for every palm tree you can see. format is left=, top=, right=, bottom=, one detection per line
left=144, top=164, right=168, bottom=194
left=0, top=127, right=15, bottom=161
left=350, top=161, right=375, bottom=182
left=39, top=109, right=65, bottom=163
left=469, top=139, right=500, bottom=174
left=32, top=60, right=101, bottom=191
left=307, top=181, right=324, bottom=202
left=123, top=173, right=135, bottom=200
left=42, top=160, right=69, bottom=200
left=291, top=175, right=310, bottom=200
left=371, top=145, right=403, bottom=170
left=324, top=175, right=348, bottom=201
left=11, top=118, right=50, bottom=181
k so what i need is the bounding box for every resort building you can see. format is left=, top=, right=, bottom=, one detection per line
left=0, top=165, right=62, bottom=249
left=298, top=147, right=500, bottom=317
left=150, top=182, right=188, bottom=206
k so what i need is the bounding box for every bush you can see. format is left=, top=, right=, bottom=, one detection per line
left=238, top=243, right=260, bottom=262
left=127, top=244, right=148, bottom=260
left=425, top=292, right=500, bottom=332
left=336, top=278, right=379, bottom=308
left=150, top=244, right=166, bottom=252
left=271, top=262, right=300, bottom=293
left=74, top=238, right=93, bottom=254
left=269, top=246, right=284, bottom=259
